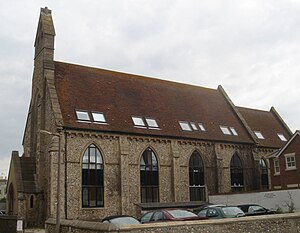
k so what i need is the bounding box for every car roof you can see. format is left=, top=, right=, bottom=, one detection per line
left=102, top=215, right=134, bottom=221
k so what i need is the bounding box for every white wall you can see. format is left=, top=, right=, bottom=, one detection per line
left=209, top=189, right=300, bottom=213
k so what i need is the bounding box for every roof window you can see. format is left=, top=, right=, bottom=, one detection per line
left=179, top=122, right=192, bottom=131
left=132, top=116, right=146, bottom=127
left=254, top=131, right=264, bottom=139
left=198, top=123, right=206, bottom=131
left=145, top=118, right=159, bottom=128
left=179, top=121, right=206, bottom=132
left=76, top=110, right=107, bottom=124
left=277, top=133, right=287, bottom=142
left=76, top=110, right=90, bottom=121
left=132, top=116, right=160, bottom=129
left=220, top=126, right=238, bottom=136
left=92, top=112, right=107, bottom=123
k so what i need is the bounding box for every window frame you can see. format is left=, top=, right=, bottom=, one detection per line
left=82, top=144, right=104, bottom=208
left=277, top=133, right=287, bottom=142
left=91, top=112, right=107, bottom=124
left=273, top=159, right=280, bottom=175
left=285, top=153, right=296, bottom=170
left=254, top=131, right=265, bottom=139
left=189, top=151, right=205, bottom=201
left=179, top=121, right=192, bottom=131
left=76, top=110, right=91, bottom=122
left=220, top=126, right=231, bottom=135
left=140, top=148, right=159, bottom=203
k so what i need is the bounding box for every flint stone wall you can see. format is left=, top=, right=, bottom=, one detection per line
left=46, top=213, right=300, bottom=233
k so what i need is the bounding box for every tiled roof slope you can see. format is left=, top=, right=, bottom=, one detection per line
left=54, top=61, right=255, bottom=144
left=237, top=107, right=292, bottom=148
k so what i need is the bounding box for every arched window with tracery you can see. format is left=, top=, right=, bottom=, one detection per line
left=140, top=148, right=159, bottom=203
left=259, top=159, right=269, bottom=189
left=189, top=151, right=205, bottom=201
left=230, top=153, right=244, bottom=192
left=82, top=144, right=104, bottom=207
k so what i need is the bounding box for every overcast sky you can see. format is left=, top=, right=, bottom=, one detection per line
left=1, top=0, right=300, bottom=176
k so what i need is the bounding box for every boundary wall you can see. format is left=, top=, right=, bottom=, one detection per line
left=46, top=213, right=300, bottom=233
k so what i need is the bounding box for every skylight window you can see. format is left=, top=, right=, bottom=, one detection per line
left=220, top=126, right=238, bottom=136
left=132, top=116, right=160, bottom=129
left=277, top=133, right=287, bottom=142
left=220, top=126, right=231, bottom=135
left=198, top=123, right=206, bottom=131
left=179, top=121, right=192, bottom=131
left=254, top=131, right=265, bottom=139
left=92, top=112, right=106, bottom=123
left=190, top=122, right=198, bottom=131
left=132, top=116, right=146, bottom=127
left=230, top=127, right=238, bottom=136
left=76, top=110, right=90, bottom=121
left=145, top=118, right=159, bottom=128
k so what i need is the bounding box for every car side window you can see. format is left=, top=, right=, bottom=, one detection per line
left=197, top=209, right=207, bottom=217
left=141, top=212, right=153, bottom=223
left=207, top=208, right=218, bottom=217
left=152, top=211, right=164, bottom=221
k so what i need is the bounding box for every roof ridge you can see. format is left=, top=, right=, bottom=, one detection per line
left=54, top=60, right=218, bottom=92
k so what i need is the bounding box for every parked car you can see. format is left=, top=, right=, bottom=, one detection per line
left=237, top=204, right=275, bottom=216
left=195, top=205, right=245, bottom=219
left=140, top=209, right=207, bottom=223
left=102, top=215, right=141, bottom=227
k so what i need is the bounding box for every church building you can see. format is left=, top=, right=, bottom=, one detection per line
left=6, top=7, right=292, bottom=227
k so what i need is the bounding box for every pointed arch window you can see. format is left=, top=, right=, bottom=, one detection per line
left=140, top=148, right=159, bottom=203
left=189, top=151, right=205, bottom=201
left=259, top=159, right=269, bottom=189
left=230, top=154, right=244, bottom=192
left=82, top=144, right=104, bottom=207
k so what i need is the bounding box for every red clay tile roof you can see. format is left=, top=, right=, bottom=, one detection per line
left=54, top=61, right=255, bottom=144
left=237, top=107, right=292, bottom=148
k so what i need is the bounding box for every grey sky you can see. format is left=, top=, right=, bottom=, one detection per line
left=1, top=0, right=300, bottom=175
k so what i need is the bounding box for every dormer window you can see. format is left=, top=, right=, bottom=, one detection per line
left=277, top=133, right=287, bottom=142
left=92, top=112, right=106, bottom=123
left=220, top=126, right=238, bottom=136
left=76, top=110, right=90, bottom=121
left=254, top=131, right=264, bottom=139
left=132, top=116, right=159, bottom=129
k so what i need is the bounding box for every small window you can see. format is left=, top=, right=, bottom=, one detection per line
left=230, top=127, right=238, bottom=136
left=132, top=116, right=146, bottom=127
left=285, top=153, right=296, bottom=170
left=198, top=123, right=206, bottom=131
left=92, top=112, right=106, bottom=123
left=76, top=110, right=90, bottom=121
left=179, top=121, right=192, bottom=131
left=274, top=159, right=280, bottom=175
left=277, top=133, right=287, bottom=142
left=145, top=118, right=159, bottom=128
left=220, top=126, right=231, bottom=135
left=254, top=131, right=265, bottom=139
left=190, top=122, right=198, bottom=131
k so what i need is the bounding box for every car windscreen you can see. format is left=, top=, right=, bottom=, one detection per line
left=168, top=210, right=197, bottom=218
